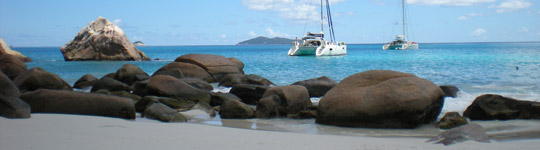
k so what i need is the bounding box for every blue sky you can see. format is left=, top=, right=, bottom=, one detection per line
left=0, top=0, right=539, bottom=46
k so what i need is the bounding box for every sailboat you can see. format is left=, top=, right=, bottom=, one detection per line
left=288, top=0, right=347, bottom=56
left=383, top=0, right=418, bottom=50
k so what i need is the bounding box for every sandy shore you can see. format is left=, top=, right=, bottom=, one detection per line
left=1, top=114, right=538, bottom=150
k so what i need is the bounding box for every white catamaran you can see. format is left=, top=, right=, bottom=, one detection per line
left=383, top=0, right=418, bottom=50
left=288, top=0, right=347, bottom=56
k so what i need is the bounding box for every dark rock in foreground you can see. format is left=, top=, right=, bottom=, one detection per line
left=210, top=92, right=241, bottom=107
left=142, top=103, right=188, bottom=122
left=20, top=89, right=135, bottom=119
left=73, top=74, right=98, bottom=89
left=144, top=75, right=210, bottom=103
left=0, top=54, right=28, bottom=80
left=439, top=85, right=459, bottom=98
left=219, top=74, right=273, bottom=87
left=463, top=94, right=540, bottom=120
left=0, top=96, right=31, bottom=119
left=91, top=77, right=132, bottom=92
left=427, top=123, right=490, bottom=146
left=219, top=100, right=255, bottom=119
left=0, top=71, right=20, bottom=97
left=437, top=112, right=468, bottom=129
left=292, top=76, right=337, bottom=97
left=175, top=54, right=243, bottom=82
left=114, top=64, right=149, bottom=85
left=255, top=85, right=311, bottom=118
left=152, top=62, right=213, bottom=82
left=229, top=84, right=269, bottom=105
left=316, top=70, right=445, bottom=128
left=13, top=67, right=72, bottom=92
left=60, top=16, right=150, bottom=61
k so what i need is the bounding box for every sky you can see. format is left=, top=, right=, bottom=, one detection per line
left=0, top=0, right=539, bottom=47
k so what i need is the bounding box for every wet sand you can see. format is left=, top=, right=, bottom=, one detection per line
left=2, top=114, right=539, bottom=150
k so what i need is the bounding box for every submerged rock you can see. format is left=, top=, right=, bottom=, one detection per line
left=0, top=38, right=31, bottom=62
left=437, top=112, right=468, bottom=129
left=427, top=123, right=490, bottom=145
left=463, top=94, right=540, bottom=120
left=316, top=70, right=445, bottom=128
left=60, top=16, right=150, bottom=61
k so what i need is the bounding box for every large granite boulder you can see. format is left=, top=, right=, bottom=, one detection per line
left=136, top=96, right=196, bottom=112
left=0, top=38, right=31, bottom=62
left=13, top=67, right=72, bottom=92
left=228, top=57, right=244, bottom=73
left=255, top=85, right=311, bottom=118
left=20, top=89, right=135, bottom=119
left=114, top=64, right=149, bottom=85
left=463, top=94, right=540, bottom=120
left=292, top=76, right=337, bottom=97
left=229, top=84, right=270, bottom=105
left=0, top=54, right=27, bottom=80
left=73, top=74, right=98, bottom=89
left=175, top=54, right=243, bottom=82
left=144, top=75, right=210, bottom=103
left=316, top=70, right=445, bottom=128
left=152, top=62, right=213, bottom=82
left=60, top=17, right=150, bottom=61
left=90, top=77, right=131, bottom=92
left=218, top=74, right=274, bottom=87
left=0, top=71, right=19, bottom=97
left=0, top=96, right=31, bottom=119
left=219, top=100, right=255, bottom=119
left=179, top=78, right=213, bottom=91
left=142, top=103, right=188, bottom=122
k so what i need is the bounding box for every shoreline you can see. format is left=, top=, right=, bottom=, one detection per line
left=2, top=114, right=540, bottom=150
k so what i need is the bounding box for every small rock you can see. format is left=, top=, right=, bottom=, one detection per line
left=143, top=103, right=188, bottom=122
left=437, top=112, right=468, bottom=129
left=439, top=85, right=459, bottom=98
left=73, top=74, right=98, bottom=89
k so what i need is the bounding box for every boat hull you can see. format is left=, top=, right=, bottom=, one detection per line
left=288, top=46, right=317, bottom=56
left=289, top=43, right=347, bottom=56
left=383, top=43, right=418, bottom=50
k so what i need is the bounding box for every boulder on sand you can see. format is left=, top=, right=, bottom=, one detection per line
left=229, top=84, right=269, bottom=105
left=0, top=96, right=31, bottom=119
left=219, top=100, right=255, bottom=119
left=60, top=16, right=150, bottom=61
left=0, top=38, right=31, bottom=62
left=20, top=89, right=135, bottom=119
left=175, top=54, right=243, bottom=82
left=316, top=70, right=445, bottom=128
left=255, top=85, right=311, bottom=118
left=0, top=54, right=27, bottom=80
left=13, top=67, right=73, bottom=92
left=463, top=94, right=540, bottom=120
left=0, top=71, right=20, bottom=97
left=142, top=102, right=188, bottom=122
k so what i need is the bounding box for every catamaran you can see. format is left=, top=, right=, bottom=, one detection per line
left=383, top=0, right=418, bottom=50
left=288, top=0, right=346, bottom=56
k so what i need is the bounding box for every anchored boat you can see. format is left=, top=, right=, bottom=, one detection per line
left=383, top=0, right=418, bottom=50
left=288, top=0, right=347, bottom=56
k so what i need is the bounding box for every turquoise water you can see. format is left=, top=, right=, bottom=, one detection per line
left=14, top=42, right=540, bottom=111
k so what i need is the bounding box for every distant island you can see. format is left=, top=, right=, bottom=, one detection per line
left=237, top=36, right=294, bottom=45
left=133, top=41, right=146, bottom=46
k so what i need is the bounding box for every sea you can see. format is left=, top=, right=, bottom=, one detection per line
left=13, top=42, right=540, bottom=140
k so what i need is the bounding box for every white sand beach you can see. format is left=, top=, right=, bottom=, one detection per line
left=1, top=114, right=538, bottom=150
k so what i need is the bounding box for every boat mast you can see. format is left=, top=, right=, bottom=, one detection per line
left=320, top=0, right=324, bottom=33
left=402, top=0, right=406, bottom=39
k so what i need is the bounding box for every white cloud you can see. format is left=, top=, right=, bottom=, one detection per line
left=468, top=13, right=483, bottom=16
left=492, top=0, right=532, bottom=13
left=470, top=28, right=487, bottom=36
left=457, top=16, right=471, bottom=20
left=249, top=31, right=258, bottom=37
left=407, top=0, right=495, bottom=6
left=113, top=19, right=122, bottom=25
left=519, top=27, right=529, bottom=33
left=221, top=34, right=227, bottom=38
left=266, top=27, right=292, bottom=37
left=242, top=0, right=346, bottom=22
